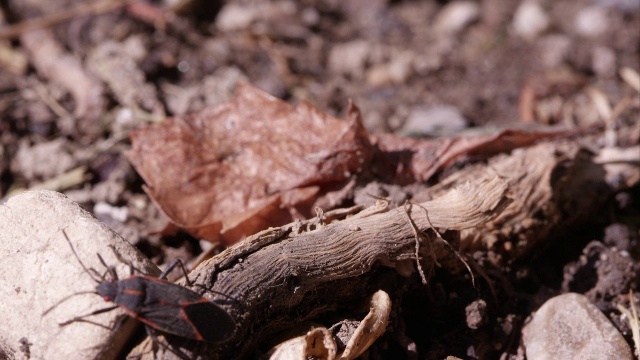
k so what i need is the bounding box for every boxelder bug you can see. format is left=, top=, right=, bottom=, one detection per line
left=44, top=230, right=236, bottom=351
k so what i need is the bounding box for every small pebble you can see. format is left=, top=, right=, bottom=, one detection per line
left=328, top=40, right=370, bottom=77
left=397, top=105, right=468, bottom=136
left=216, top=4, right=258, bottom=31
left=591, top=46, right=616, bottom=78
left=94, top=201, right=129, bottom=223
left=433, top=1, right=480, bottom=34
left=512, top=0, right=550, bottom=40
left=604, top=223, right=633, bottom=250
left=574, top=6, right=609, bottom=37
left=522, top=293, right=633, bottom=360
left=366, top=51, right=414, bottom=86
left=538, top=35, right=571, bottom=68
left=465, top=299, right=488, bottom=329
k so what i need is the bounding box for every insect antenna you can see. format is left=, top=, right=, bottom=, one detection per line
left=96, top=253, right=118, bottom=281
left=145, top=327, right=194, bottom=360
left=61, top=229, right=103, bottom=284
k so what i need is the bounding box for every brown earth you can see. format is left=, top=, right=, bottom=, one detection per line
left=0, top=0, right=638, bottom=359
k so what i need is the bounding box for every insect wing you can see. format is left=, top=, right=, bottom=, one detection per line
left=136, top=278, right=235, bottom=342
left=181, top=299, right=236, bottom=342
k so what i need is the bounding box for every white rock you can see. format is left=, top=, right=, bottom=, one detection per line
left=216, top=4, right=259, bottom=31
left=366, top=51, right=414, bottom=86
left=397, top=105, right=468, bottom=136
left=522, top=293, right=633, bottom=360
left=538, top=35, right=572, bottom=68
left=328, top=40, right=371, bottom=77
left=433, top=1, right=480, bottom=34
left=575, top=6, right=609, bottom=37
left=301, top=7, right=320, bottom=26
left=512, top=1, right=550, bottom=40
left=592, top=46, right=616, bottom=77
left=94, top=201, right=129, bottom=223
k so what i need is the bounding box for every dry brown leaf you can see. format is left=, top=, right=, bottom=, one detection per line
left=268, top=327, right=337, bottom=360
left=371, top=127, right=586, bottom=184
left=339, top=290, right=391, bottom=360
left=267, top=290, right=391, bottom=360
left=127, top=84, right=372, bottom=244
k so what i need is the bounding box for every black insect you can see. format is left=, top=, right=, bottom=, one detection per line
left=44, top=230, right=235, bottom=352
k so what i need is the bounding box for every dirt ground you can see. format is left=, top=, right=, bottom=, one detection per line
left=0, top=0, right=639, bottom=359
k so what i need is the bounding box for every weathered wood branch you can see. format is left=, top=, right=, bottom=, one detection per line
left=417, top=142, right=639, bottom=266
left=133, top=176, right=511, bottom=359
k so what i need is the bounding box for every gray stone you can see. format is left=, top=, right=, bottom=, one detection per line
left=574, top=6, right=609, bottom=37
left=433, top=1, right=480, bottom=34
left=366, top=51, right=415, bottom=86
left=328, top=40, right=371, bottom=78
left=522, top=293, right=633, bottom=360
left=512, top=1, right=550, bottom=40
left=538, top=35, right=572, bottom=69
left=465, top=299, right=488, bottom=329
left=592, top=46, right=616, bottom=78
left=397, top=105, right=468, bottom=136
left=215, top=4, right=259, bottom=31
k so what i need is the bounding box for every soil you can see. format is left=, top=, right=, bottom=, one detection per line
left=0, top=0, right=638, bottom=359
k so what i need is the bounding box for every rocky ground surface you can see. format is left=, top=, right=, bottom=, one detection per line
left=0, top=0, right=639, bottom=359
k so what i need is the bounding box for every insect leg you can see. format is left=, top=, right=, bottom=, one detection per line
left=159, top=259, right=193, bottom=286
left=59, top=305, right=119, bottom=326
left=145, top=326, right=193, bottom=360
left=109, top=311, right=130, bottom=334
left=161, top=259, right=239, bottom=306
left=192, top=280, right=239, bottom=305
left=59, top=318, right=112, bottom=330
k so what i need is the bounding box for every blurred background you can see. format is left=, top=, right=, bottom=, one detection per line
left=0, top=0, right=638, bottom=268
